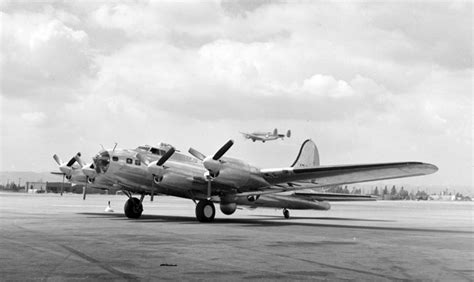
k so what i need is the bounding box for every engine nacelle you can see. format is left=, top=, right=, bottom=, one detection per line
left=153, top=175, right=163, bottom=184
left=220, top=202, right=237, bottom=215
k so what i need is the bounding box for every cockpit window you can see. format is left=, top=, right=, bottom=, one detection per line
left=93, top=151, right=110, bottom=173
left=135, top=159, right=141, bottom=166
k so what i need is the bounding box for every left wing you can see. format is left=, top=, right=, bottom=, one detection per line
left=293, top=191, right=376, bottom=201
left=260, top=162, right=437, bottom=187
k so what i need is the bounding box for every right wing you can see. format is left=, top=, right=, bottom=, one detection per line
left=235, top=162, right=436, bottom=197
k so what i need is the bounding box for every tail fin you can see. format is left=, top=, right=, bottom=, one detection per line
left=273, top=128, right=278, bottom=136
left=291, top=139, right=319, bottom=168
left=286, top=130, right=291, bottom=138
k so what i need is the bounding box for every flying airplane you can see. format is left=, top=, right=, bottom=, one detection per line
left=53, top=139, right=437, bottom=222
left=240, top=128, right=291, bottom=142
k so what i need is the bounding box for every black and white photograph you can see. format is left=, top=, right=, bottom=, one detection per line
left=1, top=0, right=472, bottom=280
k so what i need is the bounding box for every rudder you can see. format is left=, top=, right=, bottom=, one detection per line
left=291, top=139, right=319, bottom=168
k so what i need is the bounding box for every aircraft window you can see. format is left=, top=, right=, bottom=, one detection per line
left=112, top=156, right=119, bottom=162
left=135, top=159, right=141, bottom=166
left=150, top=148, right=159, bottom=155
left=126, top=158, right=132, bottom=164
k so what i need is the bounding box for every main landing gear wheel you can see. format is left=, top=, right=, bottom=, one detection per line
left=124, top=197, right=143, bottom=219
left=195, top=200, right=215, bottom=222
left=283, top=209, right=290, bottom=219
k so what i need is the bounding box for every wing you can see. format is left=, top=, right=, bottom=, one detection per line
left=260, top=162, right=437, bottom=187
left=240, top=132, right=264, bottom=140
left=293, top=191, right=376, bottom=201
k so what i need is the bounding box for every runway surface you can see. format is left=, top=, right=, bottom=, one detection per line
left=1, top=192, right=472, bottom=281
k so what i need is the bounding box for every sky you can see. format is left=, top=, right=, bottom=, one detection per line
left=0, top=1, right=472, bottom=190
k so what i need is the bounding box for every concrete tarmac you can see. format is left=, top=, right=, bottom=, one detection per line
left=1, top=192, right=472, bottom=281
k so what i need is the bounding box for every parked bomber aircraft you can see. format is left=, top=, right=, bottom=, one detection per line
left=241, top=128, right=291, bottom=142
left=53, top=139, right=437, bottom=222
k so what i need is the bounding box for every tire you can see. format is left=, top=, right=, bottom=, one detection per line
left=283, top=209, right=290, bottom=219
left=124, top=197, right=143, bottom=219
left=195, top=200, right=215, bottom=222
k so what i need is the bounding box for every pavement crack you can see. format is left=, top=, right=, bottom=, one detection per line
left=59, top=244, right=139, bottom=281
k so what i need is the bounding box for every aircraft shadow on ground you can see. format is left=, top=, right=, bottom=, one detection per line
left=78, top=212, right=472, bottom=234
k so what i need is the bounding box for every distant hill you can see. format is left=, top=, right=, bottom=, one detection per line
left=0, top=171, right=63, bottom=185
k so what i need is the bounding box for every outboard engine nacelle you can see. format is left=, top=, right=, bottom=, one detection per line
left=220, top=202, right=237, bottom=215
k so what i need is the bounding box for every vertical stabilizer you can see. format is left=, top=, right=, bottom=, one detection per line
left=291, top=139, right=319, bottom=168
left=273, top=128, right=278, bottom=136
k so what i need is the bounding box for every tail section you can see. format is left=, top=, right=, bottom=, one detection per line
left=291, top=139, right=319, bottom=168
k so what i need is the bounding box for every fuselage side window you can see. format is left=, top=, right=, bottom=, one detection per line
left=135, top=159, right=141, bottom=166
left=112, top=156, right=119, bottom=162
left=126, top=158, right=132, bottom=164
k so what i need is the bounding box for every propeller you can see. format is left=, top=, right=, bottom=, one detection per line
left=53, top=153, right=81, bottom=176
left=138, top=147, right=176, bottom=201
left=188, top=140, right=234, bottom=198
left=73, top=153, right=97, bottom=181
left=147, top=147, right=176, bottom=183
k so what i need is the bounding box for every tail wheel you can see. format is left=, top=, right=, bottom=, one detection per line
left=195, top=200, right=215, bottom=222
left=124, top=197, right=143, bottom=219
left=283, top=208, right=290, bottom=219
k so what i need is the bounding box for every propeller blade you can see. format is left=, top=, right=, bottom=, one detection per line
left=53, top=154, right=62, bottom=166
left=212, top=140, right=234, bottom=160
left=75, top=153, right=85, bottom=167
left=157, top=147, right=175, bottom=166
left=188, top=147, right=206, bottom=161
left=66, top=153, right=80, bottom=167
left=83, top=183, right=87, bottom=200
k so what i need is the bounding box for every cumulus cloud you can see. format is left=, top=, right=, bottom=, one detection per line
left=21, top=111, right=46, bottom=125
left=1, top=10, right=93, bottom=98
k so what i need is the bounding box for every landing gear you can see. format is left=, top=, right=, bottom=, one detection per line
left=124, top=197, right=143, bottom=219
left=283, top=208, right=290, bottom=219
left=195, top=200, right=215, bottom=222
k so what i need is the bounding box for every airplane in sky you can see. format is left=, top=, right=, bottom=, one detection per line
left=53, top=139, right=437, bottom=222
left=240, top=128, right=291, bottom=142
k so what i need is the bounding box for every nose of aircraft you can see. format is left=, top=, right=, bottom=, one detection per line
left=93, top=150, right=111, bottom=173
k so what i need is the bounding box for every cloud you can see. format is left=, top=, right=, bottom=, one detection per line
left=0, top=11, right=93, bottom=98
left=21, top=111, right=46, bottom=125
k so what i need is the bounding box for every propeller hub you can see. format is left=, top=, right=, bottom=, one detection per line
left=82, top=166, right=97, bottom=178
left=59, top=165, right=72, bottom=175
left=147, top=161, right=166, bottom=177
left=203, top=157, right=222, bottom=177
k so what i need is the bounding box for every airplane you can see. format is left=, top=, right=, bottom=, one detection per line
left=240, top=128, right=291, bottom=142
left=53, top=139, right=438, bottom=222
